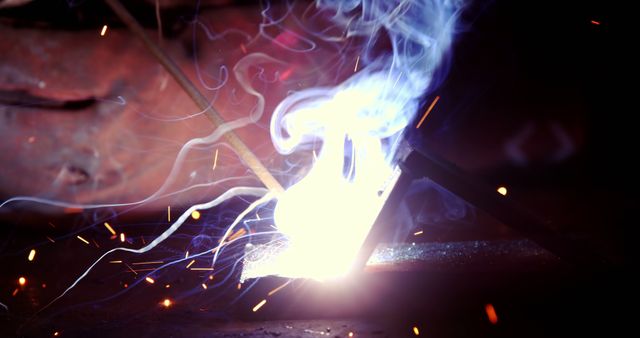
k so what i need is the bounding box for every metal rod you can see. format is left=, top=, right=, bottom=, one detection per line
left=105, top=0, right=284, bottom=194
left=401, top=149, right=608, bottom=270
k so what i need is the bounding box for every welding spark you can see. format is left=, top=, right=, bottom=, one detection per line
left=28, top=249, right=36, bottom=261
left=186, top=259, right=196, bottom=269
left=485, top=303, right=499, bottom=324
left=6, top=0, right=460, bottom=314
left=252, top=299, right=267, bottom=312
left=190, top=267, right=214, bottom=271
left=104, top=222, right=116, bottom=236
left=497, top=186, right=508, bottom=196
left=131, top=261, right=164, bottom=265
left=100, top=24, right=108, bottom=36
left=212, top=148, right=219, bottom=171
left=413, top=230, right=423, bottom=236
left=413, top=326, right=420, bottom=335
left=416, top=95, right=440, bottom=129
left=39, top=187, right=268, bottom=311
left=145, top=277, right=155, bottom=284
left=76, top=236, right=89, bottom=245
left=267, top=280, right=291, bottom=296
left=18, top=276, right=26, bottom=286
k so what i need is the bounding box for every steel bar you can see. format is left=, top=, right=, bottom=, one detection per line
left=105, top=0, right=284, bottom=194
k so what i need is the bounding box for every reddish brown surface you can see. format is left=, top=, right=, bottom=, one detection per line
left=0, top=5, right=345, bottom=213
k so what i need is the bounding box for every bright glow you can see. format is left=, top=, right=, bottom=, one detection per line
left=145, top=277, right=155, bottom=284
left=497, top=186, right=508, bottom=196
left=119, top=233, right=125, bottom=242
left=28, top=249, right=36, bottom=261
left=265, top=0, right=459, bottom=280
left=162, top=298, right=172, bottom=308
left=18, top=277, right=26, bottom=286
left=191, top=210, right=201, bottom=220
left=413, top=326, right=420, bottom=335
left=100, top=25, right=108, bottom=36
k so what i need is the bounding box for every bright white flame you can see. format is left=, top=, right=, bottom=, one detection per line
left=268, top=0, right=460, bottom=280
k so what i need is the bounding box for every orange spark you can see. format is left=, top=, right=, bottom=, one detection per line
left=252, top=299, right=267, bottom=312
left=190, top=267, right=214, bottom=271
left=237, top=283, right=242, bottom=290
left=18, top=276, right=26, bottom=286
left=201, top=283, right=207, bottom=290
left=497, top=186, right=508, bottom=196
left=240, top=43, right=247, bottom=54
left=212, top=148, right=219, bottom=171
left=191, top=210, right=201, bottom=220
left=109, top=260, right=122, bottom=264
left=416, top=96, right=440, bottom=129
left=28, top=249, right=36, bottom=261
left=53, top=331, right=60, bottom=336
left=104, top=222, right=116, bottom=236
left=46, top=236, right=55, bottom=243
left=162, top=298, right=172, bottom=308
left=485, top=303, right=498, bottom=324
left=227, top=228, right=247, bottom=242
left=591, top=20, right=601, bottom=25
left=100, top=25, right=108, bottom=36
left=354, top=55, right=360, bottom=72
left=120, top=233, right=125, bottom=243
left=145, top=277, right=155, bottom=284
left=132, top=261, right=164, bottom=265
left=267, top=280, right=291, bottom=296
left=279, top=68, right=294, bottom=81
left=348, top=332, right=354, bottom=337
left=186, top=259, right=196, bottom=269
left=76, top=236, right=89, bottom=245
left=64, top=207, right=83, bottom=214
left=168, top=206, right=171, bottom=222
left=12, top=288, right=19, bottom=296
left=413, top=326, right=420, bottom=335
left=413, top=230, right=423, bottom=236
left=165, top=284, right=171, bottom=288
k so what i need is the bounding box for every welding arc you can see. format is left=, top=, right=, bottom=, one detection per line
left=104, top=0, right=284, bottom=194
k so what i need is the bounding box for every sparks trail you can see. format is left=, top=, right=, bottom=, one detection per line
left=39, top=187, right=269, bottom=312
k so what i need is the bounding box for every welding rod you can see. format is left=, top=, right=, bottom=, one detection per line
left=104, top=0, right=284, bottom=194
